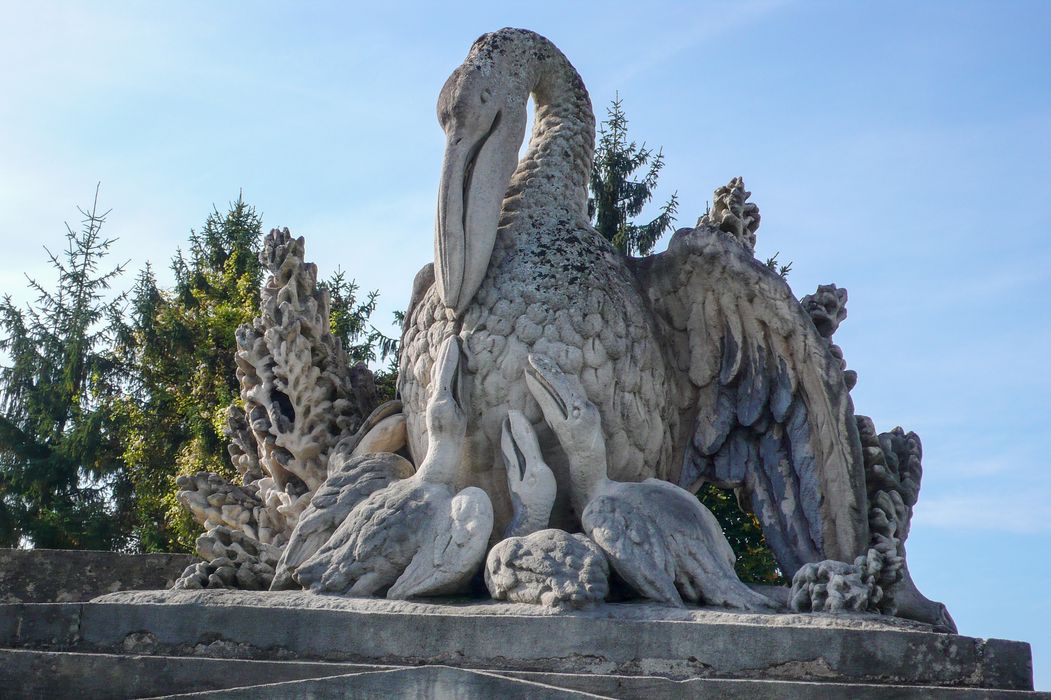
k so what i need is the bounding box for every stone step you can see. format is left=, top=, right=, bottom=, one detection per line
left=2, top=649, right=1047, bottom=699
left=153, top=665, right=607, bottom=699
left=501, top=669, right=1051, bottom=699
left=0, top=549, right=194, bottom=605
left=0, top=589, right=1041, bottom=697
left=0, top=648, right=388, bottom=700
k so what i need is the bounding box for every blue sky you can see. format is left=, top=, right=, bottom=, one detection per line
left=2, top=0, right=1049, bottom=688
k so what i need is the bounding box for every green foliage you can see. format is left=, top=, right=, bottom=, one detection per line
left=0, top=186, right=134, bottom=549
left=1, top=189, right=401, bottom=553
left=764, top=251, right=793, bottom=279
left=320, top=271, right=399, bottom=366
left=114, top=195, right=264, bottom=551
left=588, top=95, right=679, bottom=256
left=698, top=483, right=785, bottom=585
left=115, top=199, right=400, bottom=551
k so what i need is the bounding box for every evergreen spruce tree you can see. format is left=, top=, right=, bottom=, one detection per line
left=0, top=187, right=133, bottom=549
left=588, top=95, right=679, bottom=256
left=115, top=198, right=400, bottom=551
left=114, top=196, right=265, bottom=550
left=697, top=484, right=785, bottom=584
left=320, top=270, right=400, bottom=403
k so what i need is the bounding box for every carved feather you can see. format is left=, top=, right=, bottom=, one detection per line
left=629, top=224, right=868, bottom=577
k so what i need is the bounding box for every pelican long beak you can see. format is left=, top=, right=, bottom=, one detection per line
left=524, top=354, right=571, bottom=422
left=431, top=336, right=463, bottom=409
left=501, top=410, right=543, bottom=481
left=435, top=109, right=516, bottom=316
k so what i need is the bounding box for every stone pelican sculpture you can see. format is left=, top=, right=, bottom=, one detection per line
left=483, top=408, right=607, bottom=608
left=269, top=450, right=414, bottom=590
left=400, top=27, right=869, bottom=581
left=295, top=336, right=493, bottom=598
left=501, top=410, right=556, bottom=538
left=524, top=353, right=776, bottom=610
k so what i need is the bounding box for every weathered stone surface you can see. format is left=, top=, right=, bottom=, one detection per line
left=0, top=549, right=194, bottom=604
left=790, top=557, right=882, bottom=614
left=295, top=338, right=493, bottom=599
left=156, top=665, right=603, bottom=699
left=696, top=176, right=761, bottom=253
left=270, top=451, right=414, bottom=590
left=3, top=648, right=1044, bottom=699
left=524, top=353, right=775, bottom=611
left=173, top=526, right=281, bottom=591
left=0, top=649, right=386, bottom=700
left=486, top=529, right=608, bottom=608
left=0, top=590, right=1035, bottom=691
left=502, top=670, right=1051, bottom=699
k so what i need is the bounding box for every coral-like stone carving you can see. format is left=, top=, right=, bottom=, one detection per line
left=801, top=284, right=857, bottom=390
left=173, top=526, right=281, bottom=591
left=174, top=472, right=269, bottom=543
left=790, top=557, right=882, bottom=613
left=801, top=284, right=848, bottom=339
left=791, top=416, right=953, bottom=630
left=485, top=529, right=609, bottom=609
left=235, top=228, right=371, bottom=527
left=225, top=404, right=264, bottom=484
left=697, top=176, right=761, bottom=253
left=176, top=228, right=388, bottom=590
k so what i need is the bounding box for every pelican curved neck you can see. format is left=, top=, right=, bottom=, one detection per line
left=416, top=433, right=463, bottom=483
left=564, top=428, right=611, bottom=506
left=502, top=45, right=595, bottom=221
left=506, top=494, right=552, bottom=538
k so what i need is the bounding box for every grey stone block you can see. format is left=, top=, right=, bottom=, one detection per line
left=153, top=665, right=608, bottom=699
left=0, top=649, right=386, bottom=700
left=0, top=549, right=194, bottom=604
left=500, top=670, right=1051, bottom=699
left=0, top=591, right=1037, bottom=691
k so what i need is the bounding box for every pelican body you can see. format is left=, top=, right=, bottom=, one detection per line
left=401, top=29, right=673, bottom=537
left=296, top=337, right=493, bottom=598
left=402, top=27, right=881, bottom=590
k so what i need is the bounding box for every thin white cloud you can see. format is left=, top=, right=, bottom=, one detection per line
left=601, top=0, right=793, bottom=89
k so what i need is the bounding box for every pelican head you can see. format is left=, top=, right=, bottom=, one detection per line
left=435, top=31, right=532, bottom=315
left=524, top=354, right=605, bottom=466
left=500, top=410, right=556, bottom=536
left=425, top=336, right=468, bottom=447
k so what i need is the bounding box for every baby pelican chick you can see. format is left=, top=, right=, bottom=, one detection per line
left=501, top=410, right=557, bottom=538
left=525, top=354, right=777, bottom=611
left=295, top=336, right=493, bottom=598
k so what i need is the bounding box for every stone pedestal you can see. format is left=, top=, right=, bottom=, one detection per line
left=0, top=590, right=1044, bottom=698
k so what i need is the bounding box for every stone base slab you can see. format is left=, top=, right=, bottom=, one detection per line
left=0, top=589, right=1040, bottom=696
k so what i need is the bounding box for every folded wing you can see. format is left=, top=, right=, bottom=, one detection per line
left=629, top=224, right=868, bottom=577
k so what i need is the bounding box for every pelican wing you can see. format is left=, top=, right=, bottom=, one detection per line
left=629, top=225, right=868, bottom=578
left=387, top=486, right=494, bottom=599
left=272, top=452, right=415, bottom=589
left=582, top=493, right=683, bottom=606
